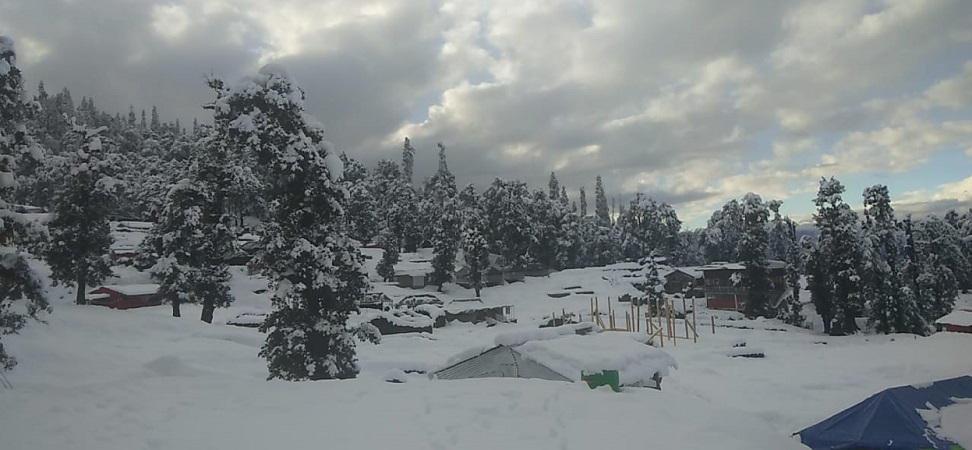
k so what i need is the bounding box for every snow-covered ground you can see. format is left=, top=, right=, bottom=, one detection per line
left=2, top=249, right=971, bottom=449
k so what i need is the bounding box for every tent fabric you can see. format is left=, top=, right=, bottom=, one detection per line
left=798, top=376, right=972, bottom=449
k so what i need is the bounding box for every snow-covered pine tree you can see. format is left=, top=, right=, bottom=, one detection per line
left=527, top=189, right=561, bottom=270
left=618, top=193, right=682, bottom=261
left=214, top=65, right=367, bottom=380
left=579, top=185, right=587, bottom=217
left=482, top=178, right=534, bottom=271
left=341, top=153, right=379, bottom=243
left=148, top=134, right=236, bottom=322
left=594, top=175, right=610, bottom=228
left=460, top=195, right=490, bottom=296
left=375, top=228, right=399, bottom=282
left=430, top=196, right=461, bottom=291
left=803, top=234, right=835, bottom=333
left=150, top=105, right=160, bottom=130
left=0, top=36, right=49, bottom=371
left=703, top=199, right=743, bottom=262
left=738, top=193, right=771, bottom=319
left=914, top=216, right=963, bottom=326
left=548, top=172, right=560, bottom=201
left=641, top=255, right=665, bottom=312
left=401, top=137, right=415, bottom=185
left=766, top=200, right=804, bottom=325
left=45, top=120, right=114, bottom=305
left=811, top=177, right=864, bottom=334
left=861, top=185, right=921, bottom=334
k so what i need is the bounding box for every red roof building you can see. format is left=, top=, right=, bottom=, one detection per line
left=87, top=284, right=162, bottom=310
left=935, top=309, right=972, bottom=334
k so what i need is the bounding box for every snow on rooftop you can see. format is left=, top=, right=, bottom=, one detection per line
left=96, top=284, right=160, bottom=296
left=936, top=309, right=972, bottom=327
left=494, top=323, right=596, bottom=347
left=515, top=333, right=677, bottom=386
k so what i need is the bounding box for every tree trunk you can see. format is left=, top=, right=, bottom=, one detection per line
left=172, top=300, right=181, bottom=317
left=201, top=299, right=215, bottom=324
left=75, top=271, right=86, bottom=305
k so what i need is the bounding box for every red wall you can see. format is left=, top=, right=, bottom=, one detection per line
left=943, top=324, right=972, bottom=334
left=706, top=296, right=741, bottom=311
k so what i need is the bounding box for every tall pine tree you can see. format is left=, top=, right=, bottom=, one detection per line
left=0, top=36, right=49, bottom=371
left=45, top=121, right=114, bottom=305
left=738, top=193, right=771, bottom=318
left=213, top=65, right=367, bottom=380
left=594, top=175, right=610, bottom=227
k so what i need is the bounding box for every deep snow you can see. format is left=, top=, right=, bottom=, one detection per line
left=2, top=245, right=971, bottom=449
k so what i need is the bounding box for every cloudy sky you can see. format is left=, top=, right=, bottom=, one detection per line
left=3, top=0, right=972, bottom=227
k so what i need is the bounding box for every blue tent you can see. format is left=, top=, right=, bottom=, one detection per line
left=798, top=375, right=972, bottom=449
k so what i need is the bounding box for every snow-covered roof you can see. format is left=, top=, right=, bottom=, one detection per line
left=96, top=284, right=160, bottom=296
left=515, top=333, right=677, bottom=386
left=494, top=323, right=596, bottom=347
left=700, top=260, right=787, bottom=271
left=936, top=309, right=972, bottom=327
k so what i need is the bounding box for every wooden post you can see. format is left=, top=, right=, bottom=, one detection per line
left=636, top=303, right=642, bottom=333
left=682, top=297, right=689, bottom=339
left=608, top=297, right=614, bottom=330
left=625, top=311, right=631, bottom=331
left=711, top=315, right=716, bottom=334
left=692, top=298, right=698, bottom=343
left=668, top=299, right=676, bottom=347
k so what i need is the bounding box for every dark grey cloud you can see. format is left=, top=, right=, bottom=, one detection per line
left=2, top=0, right=972, bottom=225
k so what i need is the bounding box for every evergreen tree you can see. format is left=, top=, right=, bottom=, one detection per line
left=482, top=178, right=534, bottom=270
left=375, top=228, right=399, bottom=282
left=140, top=109, right=147, bottom=129
left=594, top=175, right=610, bottom=227
left=579, top=185, right=587, bottom=216
left=914, top=216, right=963, bottom=326
left=618, top=193, right=681, bottom=261
left=641, top=256, right=665, bottom=312
left=764, top=200, right=804, bottom=325
left=861, top=185, right=921, bottom=334
left=811, top=177, right=864, bottom=334
left=548, top=172, right=560, bottom=200
left=341, top=153, right=379, bottom=243
left=430, top=197, right=461, bottom=290
left=147, top=134, right=236, bottom=322
left=45, top=121, right=114, bottom=305
left=127, top=106, right=136, bottom=126
left=401, top=137, right=415, bottom=185
left=150, top=105, right=160, bottom=130
left=804, top=235, right=835, bottom=333
left=0, top=36, right=49, bottom=371
left=703, top=199, right=743, bottom=262
left=738, top=193, right=771, bottom=318
left=460, top=194, right=490, bottom=296
left=214, top=66, right=367, bottom=380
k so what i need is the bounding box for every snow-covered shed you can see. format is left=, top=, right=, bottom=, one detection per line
left=935, top=308, right=972, bottom=333
left=87, top=284, right=161, bottom=310
left=431, top=324, right=677, bottom=389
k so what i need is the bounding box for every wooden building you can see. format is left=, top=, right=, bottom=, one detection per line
left=87, top=284, right=162, bottom=310
left=700, top=261, right=787, bottom=311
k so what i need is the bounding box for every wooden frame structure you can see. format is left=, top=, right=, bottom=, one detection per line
left=587, top=296, right=704, bottom=347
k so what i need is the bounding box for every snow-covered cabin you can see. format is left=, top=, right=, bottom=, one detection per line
left=87, top=284, right=162, bottom=310
left=660, top=267, right=704, bottom=296
left=700, top=261, right=787, bottom=311
left=935, top=308, right=972, bottom=333
left=432, top=324, right=677, bottom=389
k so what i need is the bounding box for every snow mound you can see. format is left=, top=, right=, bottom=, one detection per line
left=516, top=333, right=677, bottom=386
